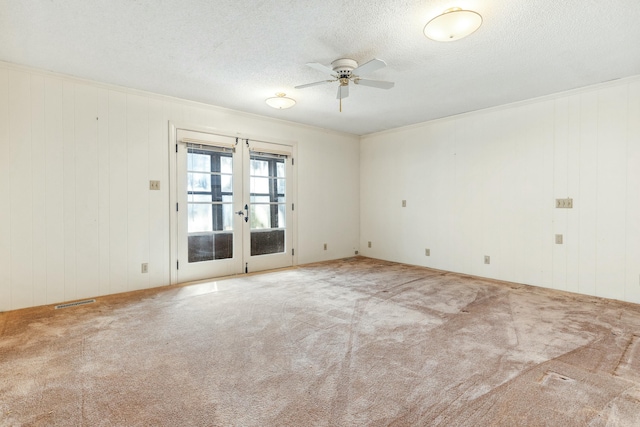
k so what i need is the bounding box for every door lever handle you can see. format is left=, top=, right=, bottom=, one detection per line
left=235, top=210, right=244, bottom=216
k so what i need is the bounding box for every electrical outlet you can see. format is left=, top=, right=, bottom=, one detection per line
left=484, top=255, right=490, bottom=265
left=149, top=180, right=160, bottom=190
left=425, top=248, right=430, bottom=256
left=555, top=234, right=563, bottom=244
left=354, top=250, right=359, bottom=255
left=323, top=243, right=327, bottom=250
left=402, top=200, right=407, bottom=207
left=368, top=241, right=372, bottom=248
left=555, top=198, right=573, bottom=208
left=141, top=263, right=148, bottom=273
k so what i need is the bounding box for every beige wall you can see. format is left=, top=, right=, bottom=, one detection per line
left=0, top=63, right=360, bottom=311
left=360, top=76, right=640, bottom=304
left=3, top=61, right=639, bottom=311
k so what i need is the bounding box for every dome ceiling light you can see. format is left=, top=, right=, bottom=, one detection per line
left=265, top=93, right=296, bottom=109
left=424, top=7, right=482, bottom=42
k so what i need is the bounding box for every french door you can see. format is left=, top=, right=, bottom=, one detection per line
left=172, top=127, right=295, bottom=284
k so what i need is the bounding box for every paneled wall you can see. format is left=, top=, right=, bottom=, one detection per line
left=3, top=61, right=638, bottom=311
left=0, top=63, right=360, bottom=311
left=360, top=77, right=640, bottom=304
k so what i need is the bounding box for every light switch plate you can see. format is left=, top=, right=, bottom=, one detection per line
left=150, top=180, right=160, bottom=190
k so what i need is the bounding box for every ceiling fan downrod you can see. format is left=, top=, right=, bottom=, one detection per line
left=339, top=78, right=349, bottom=112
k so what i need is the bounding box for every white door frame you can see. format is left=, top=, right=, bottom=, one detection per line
left=168, top=121, right=298, bottom=285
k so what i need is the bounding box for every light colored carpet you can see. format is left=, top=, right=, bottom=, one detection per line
left=1, top=257, right=640, bottom=426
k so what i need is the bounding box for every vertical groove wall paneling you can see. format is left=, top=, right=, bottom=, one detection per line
left=312, top=136, right=359, bottom=263
left=147, top=99, right=169, bottom=288
left=97, top=88, right=111, bottom=296
left=626, top=80, right=640, bottom=303
left=552, top=96, right=570, bottom=291
left=5, top=63, right=637, bottom=309
left=9, top=70, right=34, bottom=309
left=503, top=106, right=530, bottom=285
left=126, top=94, right=150, bottom=290
left=455, top=115, right=483, bottom=277
left=62, top=81, right=77, bottom=302
left=537, top=101, right=557, bottom=289
left=513, top=104, right=545, bottom=286
left=359, top=77, right=639, bottom=304
left=74, top=84, right=100, bottom=300
left=426, top=122, right=455, bottom=272
left=595, top=85, right=627, bottom=301
left=0, top=64, right=362, bottom=310
left=108, top=90, right=129, bottom=295
left=565, top=94, right=582, bottom=294
left=44, top=77, right=65, bottom=305
left=479, top=110, right=505, bottom=280
left=31, top=75, right=47, bottom=306
left=577, top=91, right=599, bottom=296
left=0, top=68, right=10, bottom=311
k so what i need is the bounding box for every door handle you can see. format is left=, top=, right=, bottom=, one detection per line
left=236, top=205, right=249, bottom=222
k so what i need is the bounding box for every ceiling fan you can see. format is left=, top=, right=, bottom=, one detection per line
left=295, top=58, right=395, bottom=111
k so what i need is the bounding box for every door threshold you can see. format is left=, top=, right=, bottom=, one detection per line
left=176, top=265, right=297, bottom=288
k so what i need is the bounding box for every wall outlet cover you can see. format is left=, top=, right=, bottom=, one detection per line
left=484, top=255, right=490, bottom=264
left=555, top=198, right=573, bottom=208
left=425, top=248, right=430, bottom=256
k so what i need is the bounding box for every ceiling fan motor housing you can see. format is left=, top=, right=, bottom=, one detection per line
left=331, top=58, right=358, bottom=78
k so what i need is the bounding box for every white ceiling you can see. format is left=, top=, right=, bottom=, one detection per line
left=2, top=0, right=640, bottom=135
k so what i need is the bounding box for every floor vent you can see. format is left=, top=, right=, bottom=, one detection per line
left=55, top=299, right=96, bottom=309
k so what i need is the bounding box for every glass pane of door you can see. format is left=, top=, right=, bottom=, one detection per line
left=249, top=154, right=286, bottom=256
left=187, top=146, right=234, bottom=262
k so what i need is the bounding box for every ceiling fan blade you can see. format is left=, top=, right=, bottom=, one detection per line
left=352, top=58, right=387, bottom=76
left=295, top=80, right=335, bottom=89
left=353, top=78, right=395, bottom=90
left=337, top=85, right=349, bottom=99
left=306, top=62, right=336, bottom=76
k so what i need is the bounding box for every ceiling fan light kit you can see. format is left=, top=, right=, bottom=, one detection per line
left=424, top=7, right=482, bottom=42
left=265, top=93, right=296, bottom=109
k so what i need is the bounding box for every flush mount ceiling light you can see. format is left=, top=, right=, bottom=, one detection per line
left=423, top=7, right=482, bottom=42
left=265, top=93, right=296, bottom=109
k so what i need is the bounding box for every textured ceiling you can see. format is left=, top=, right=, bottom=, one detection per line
left=2, top=0, right=640, bottom=135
